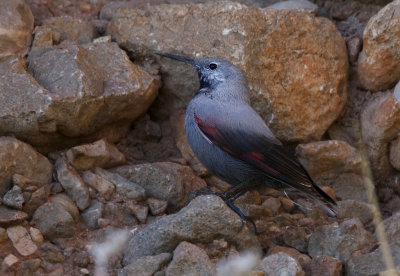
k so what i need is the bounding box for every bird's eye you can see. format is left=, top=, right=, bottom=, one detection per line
left=209, top=63, right=218, bottom=70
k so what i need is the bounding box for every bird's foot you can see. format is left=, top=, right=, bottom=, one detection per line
left=225, top=200, right=257, bottom=234
left=187, top=188, right=222, bottom=200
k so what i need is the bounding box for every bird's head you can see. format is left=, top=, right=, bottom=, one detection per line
left=156, top=53, right=247, bottom=90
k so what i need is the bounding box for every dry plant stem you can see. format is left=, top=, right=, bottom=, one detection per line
left=359, top=141, right=398, bottom=275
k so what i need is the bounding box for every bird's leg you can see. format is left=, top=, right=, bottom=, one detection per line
left=221, top=185, right=257, bottom=233
left=220, top=184, right=244, bottom=200
left=225, top=190, right=257, bottom=233
left=187, top=182, right=243, bottom=200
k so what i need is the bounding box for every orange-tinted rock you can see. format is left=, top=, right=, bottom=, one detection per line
left=41, top=16, right=96, bottom=44
left=81, top=170, right=115, bottom=200
left=0, top=0, right=34, bottom=60
left=310, top=255, right=342, bottom=276
left=106, top=1, right=348, bottom=142
left=0, top=206, right=28, bottom=227
left=358, top=0, right=400, bottom=91
left=0, top=137, right=53, bottom=197
left=66, top=139, right=126, bottom=171
left=296, top=140, right=362, bottom=183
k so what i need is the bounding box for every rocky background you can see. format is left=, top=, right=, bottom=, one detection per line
left=1, top=0, right=400, bottom=275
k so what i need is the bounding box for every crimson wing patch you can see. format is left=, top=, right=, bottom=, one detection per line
left=193, top=112, right=335, bottom=205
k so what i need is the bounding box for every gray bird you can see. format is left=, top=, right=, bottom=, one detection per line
left=157, top=53, right=336, bottom=230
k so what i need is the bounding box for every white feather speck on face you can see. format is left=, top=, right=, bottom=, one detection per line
left=209, top=71, right=226, bottom=83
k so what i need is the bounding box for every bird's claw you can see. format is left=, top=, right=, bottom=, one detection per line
left=225, top=200, right=257, bottom=234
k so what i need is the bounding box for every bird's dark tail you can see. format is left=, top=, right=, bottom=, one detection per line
left=297, top=162, right=337, bottom=217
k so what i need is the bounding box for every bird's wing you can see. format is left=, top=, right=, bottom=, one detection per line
left=193, top=108, right=336, bottom=206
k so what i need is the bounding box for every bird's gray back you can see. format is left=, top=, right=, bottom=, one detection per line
left=184, top=94, right=279, bottom=186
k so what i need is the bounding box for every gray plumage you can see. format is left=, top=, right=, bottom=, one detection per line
left=157, top=53, right=336, bottom=228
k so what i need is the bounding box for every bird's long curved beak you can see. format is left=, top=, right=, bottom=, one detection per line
left=155, top=52, right=195, bottom=66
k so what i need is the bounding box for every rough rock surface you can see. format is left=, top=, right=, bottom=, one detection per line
left=49, top=193, right=80, bottom=223
left=166, top=241, right=215, bottom=276
left=361, top=92, right=400, bottom=181
left=31, top=202, right=75, bottom=240
left=0, top=206, right=28, bottom=227
left=282, top=226, right=308, bottom=253
left=128, top=203, right=148, bottom=224
left=296, top=140, right=367, bottom=200
left=39, top=241, right=65, bottom=263
left=337, top=200, right=374, bottom=224
left=268, top=246, right=311, bottom=268
left=94, top=167, right=146, bottom=201
left=12, top=174, right=46, bottom=190
left=56, top=158, right=90, bottom=210
left=147, top=198, right=168, bottom=216
left=296, top=140, right=362, bottom=183
left=29, top=227, right=43, bottom=245
left=81, top=200, right=103, bottom=229
left=346, top=243, right=400, bottom=275
left=309, top=255, right=342, bottom=276
left=0, top=137, right=53, bottom=196
left=0, top=0, right=34, bottom=59
left=123, top=195, right=260, bottom=264
left=308, top=219, right=376, bottom=263
left=0, top=41, right=159, bottom=152
left=23, top=185, right=50, bottom=217
left=66, top=139, right=126, bottom=171
left=331, top=173, right=369, bottom=202
left=18, top=258, right=41, bottom=275
left=81, top=170, right=115, bottom=200
left=2, top=254, right=19, bottom=271
left=389, top=135, right=400, bottom=171
left=114, top=162, right=206, bottom=211
left=259, top=252, right=305, bottom=276
left=0, top=227, right=7, bottom=242
left=6, top=226, right=38, bottom=256
left=41, top=16, right=96, bottom=44
left=121, top=253, right=172, bottom=276
left=106, top=1, right=348, bottom=142
left=380, top=212, right=400, bottom=244
left=358, top=0, right=400, bottom=91
left=2, top=185, right=25, bottom=210
left=104, top=202, right=138, bottom=226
